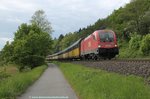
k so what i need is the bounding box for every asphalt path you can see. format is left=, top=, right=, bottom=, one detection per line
left=17, top=63, right=78, bottom=99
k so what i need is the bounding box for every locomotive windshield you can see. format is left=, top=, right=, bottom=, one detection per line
left=99, top=32, right=114, bottom=42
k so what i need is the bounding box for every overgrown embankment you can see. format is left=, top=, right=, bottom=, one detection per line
left=0, top=64, right=47, bottom=99
left=57, top=62, right=150, bottom=99
left=118, top=33, right=150, bottom=58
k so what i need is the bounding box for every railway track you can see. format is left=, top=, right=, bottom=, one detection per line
left=71, top=59, right=150, bottom=83
left=112, top=59, right=150, bottom=63
left=72, top=59, right=150, bottom=63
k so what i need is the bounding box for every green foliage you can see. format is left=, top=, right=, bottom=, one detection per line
left=52, top=32, right=79, bottom=52
left=129, top=33, right=142, bottom=49
left=140, top=34, right=150, bottom=55
left=0, top=42, right=14, bottom=64
left=51, top=34, right=64, bottom=53
left=30, top=10, right=53, bottom=35
left=139, top=9, right=150, bottom=35
left=0, top=9, right=54, bottom=71
left=60, top=33, right=77, bottom=50
left=0, top=65, right=47, bottom=99
left=1, top=10, right=53, bottom=70
left=58, top=62, right=150, bottom=99
left=12, top=24, right=52, bottom=70
left=14, top=23, right=31, bottom=40
left=20, top=55, right=45, bottom=69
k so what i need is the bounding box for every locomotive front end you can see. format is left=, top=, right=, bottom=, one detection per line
left=97, top=30, right=119, bottom=59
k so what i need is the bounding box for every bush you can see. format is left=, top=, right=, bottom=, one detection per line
left=129, top=33, right=142, bottom=50
left=140, top=34, right=150, bottom=55
left=19, top=55, right=45, bottom=70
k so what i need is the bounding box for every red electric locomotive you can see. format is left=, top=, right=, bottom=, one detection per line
left=48, top=29, right=119, bottom=60
left=80, top=29, right=119, bottom=60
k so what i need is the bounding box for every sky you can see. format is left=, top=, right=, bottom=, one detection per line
left=0, top=0, right=130, bottom=50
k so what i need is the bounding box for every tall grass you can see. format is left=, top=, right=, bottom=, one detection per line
left=0, top=65, right=47, bottom=99
left=57, top=62, right=150, bottom=99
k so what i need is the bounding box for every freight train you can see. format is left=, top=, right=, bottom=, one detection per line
left=48, top=29, right=119, bottom=60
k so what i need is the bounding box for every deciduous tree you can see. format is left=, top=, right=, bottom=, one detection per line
left=30, top=10, right=53, bottom=35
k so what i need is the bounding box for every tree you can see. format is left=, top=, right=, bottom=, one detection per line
left=30, top=10, right=53, bottom=35
left=0, top=41, right=14, bottom=64
left=53, top=34, right=64, bottom=52
left=13, top=24, right=52, bottom=70
left=139, top=10, right=150, bottom=35
left=60, top=33, right=74, bottom=50
left=58, top=34, right=64, bottom=41
left=0, top=10, right=53, bottom=70
left=14, top=23, right=31, bottom=40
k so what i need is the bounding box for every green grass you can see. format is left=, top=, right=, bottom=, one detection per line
left=0, top=65, right=47, bottom=99
left=57, top=62, right=150, bottom=99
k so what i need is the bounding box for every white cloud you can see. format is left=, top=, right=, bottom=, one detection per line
left=0, top=5, right=10, bottom=11
left=6, top=17, right=23, bottom=24
left=0, top=0, right=39, bottom=12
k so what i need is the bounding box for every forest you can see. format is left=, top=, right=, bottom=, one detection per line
left=52, top=0, right=150, bottom=58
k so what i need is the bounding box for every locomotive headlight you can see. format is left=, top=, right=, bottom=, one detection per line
left=115, top=44, right=117, bottom=47
left=98, top=45, right=101, bottom=48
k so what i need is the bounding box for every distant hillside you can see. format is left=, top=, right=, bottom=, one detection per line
left=52, top=0, right=150, bottom=58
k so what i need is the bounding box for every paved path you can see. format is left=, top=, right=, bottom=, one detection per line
left=18, top=63, right=78, bottom=99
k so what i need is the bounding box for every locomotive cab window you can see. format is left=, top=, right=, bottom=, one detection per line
left=92, top=34, right=96, bottom=41
left=99, top=32, right=114, bottom=42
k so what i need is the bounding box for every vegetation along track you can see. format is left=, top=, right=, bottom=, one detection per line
left=72, top=59, right=150, bottom=82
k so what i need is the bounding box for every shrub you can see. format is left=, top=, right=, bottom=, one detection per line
left=19, top=55, right=45, bottom=70
left=140, top=34, right=150, bottom=55
left=129, top=33, right=142, bottom=50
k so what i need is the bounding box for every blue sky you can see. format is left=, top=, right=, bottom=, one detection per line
left=0, top=0, right=130, bottom=50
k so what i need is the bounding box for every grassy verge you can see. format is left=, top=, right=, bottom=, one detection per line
left=0, top=65, right=47, bottom=99
left=56, top=62, right=150, bottom=99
